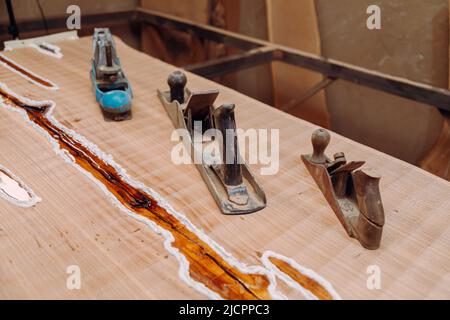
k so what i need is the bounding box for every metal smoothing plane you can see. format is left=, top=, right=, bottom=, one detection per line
left=90, top=28, right=133, bottom=120
left=158, top=71, right=266, bottom=215
left=301, top=128, right=385, bottom=249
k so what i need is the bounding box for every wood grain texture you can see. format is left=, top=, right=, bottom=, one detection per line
left=0, top=37, right=449, bottom=299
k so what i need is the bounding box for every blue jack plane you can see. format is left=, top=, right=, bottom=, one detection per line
left=90, top=28, right=132, bottom=120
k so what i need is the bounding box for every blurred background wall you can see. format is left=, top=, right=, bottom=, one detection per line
left=0, top=0, right=140, bottom=48
left=0, top=0, right=137, bottom=21
left=315, top=0, right=447, bottom=164
left=140, top=0, right=274, bottom=105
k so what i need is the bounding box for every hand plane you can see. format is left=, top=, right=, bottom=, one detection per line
left=90, top=28, right=132, bottom=120
left=301, top=129, right=385, bottom=249
left=158, top=71, right=266, bottom=215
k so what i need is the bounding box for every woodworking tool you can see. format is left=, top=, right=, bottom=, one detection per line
left=302, top=129, right=385, bottom=249
left=158, top=71, right=266, bottom=215
left=90, top=28, right=132, bottom=120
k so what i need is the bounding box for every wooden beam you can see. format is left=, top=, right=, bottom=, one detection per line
left=184, top=46, right=277, bottom=78
left=280, top=49, right=450, bottom=113
left=281, top=77, right=336, bottom=112
left=136, top=7, right=450, bottom=113
left=136, top=7, right=264, bottom=51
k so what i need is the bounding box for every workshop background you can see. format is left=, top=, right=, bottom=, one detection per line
left=1, top=0, right=449, bottom=180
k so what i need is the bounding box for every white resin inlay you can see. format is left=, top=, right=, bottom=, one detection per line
left=0, top=164, right=41, bottom=207
left=0, top=53, right=59, bottom=90
left=0, top=171, right=31, bottom=201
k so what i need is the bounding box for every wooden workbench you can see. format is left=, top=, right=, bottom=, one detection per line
left=0, top=36, right=449, bottom=299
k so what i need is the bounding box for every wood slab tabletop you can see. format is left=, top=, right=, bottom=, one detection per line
left=0, top=36, right=449, bottom=299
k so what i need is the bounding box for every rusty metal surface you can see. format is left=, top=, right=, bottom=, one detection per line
left=158, top=71, right=266, bottom=215
left=302, top=129, right=385, bottom=249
